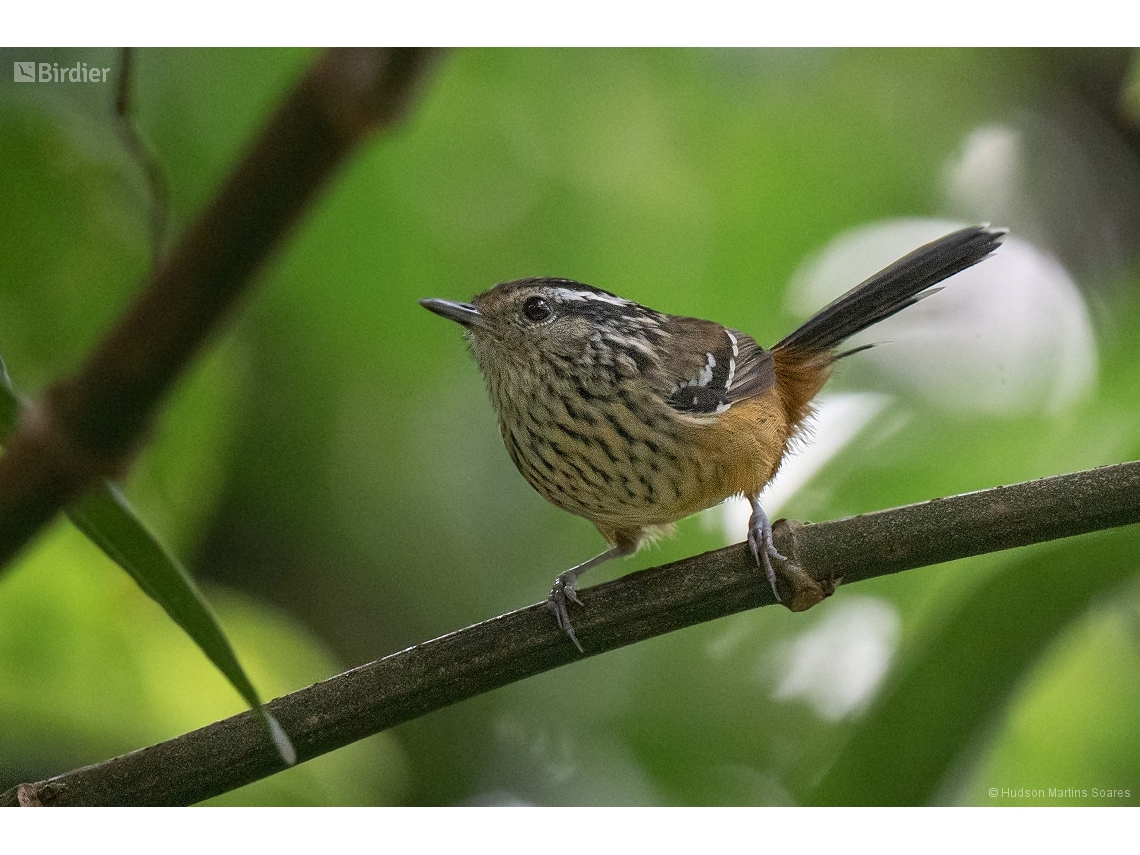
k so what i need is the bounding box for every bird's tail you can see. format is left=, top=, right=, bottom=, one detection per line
left=771, top=224, right=1005, bottom=429
left=775, top=224, right=1005, bottom=356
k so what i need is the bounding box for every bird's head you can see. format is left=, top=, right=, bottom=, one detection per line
left=420, top=278, right=667, bottom=392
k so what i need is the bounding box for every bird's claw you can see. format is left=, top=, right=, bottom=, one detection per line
left=547, top=571, right=584, bottom=652
left=748, top=504, right=786, bottom=603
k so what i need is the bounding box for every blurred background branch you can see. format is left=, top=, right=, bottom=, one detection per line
left=5, top=460, right=1137, bottom=806
left=113, top=46, right=170, bottom=268
left=0, top=46, right=438, bottom=572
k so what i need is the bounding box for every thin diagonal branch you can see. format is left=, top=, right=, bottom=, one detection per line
left=0, top=47, right=439, bottom=571
left=5, top=460, right=1138, bottom=807
left=114, top=46, right=171, bottom=268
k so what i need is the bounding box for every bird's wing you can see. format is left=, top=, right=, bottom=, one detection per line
left=656, top=316, right=775, bottom=415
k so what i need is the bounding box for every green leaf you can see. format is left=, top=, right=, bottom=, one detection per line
left=0, top=354, right=294, bottom=766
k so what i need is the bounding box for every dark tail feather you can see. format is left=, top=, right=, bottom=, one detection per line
left=775, top=225, right=1006, bottom=355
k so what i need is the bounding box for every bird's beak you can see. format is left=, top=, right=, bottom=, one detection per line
left=418, top=298, right=484, bottom=328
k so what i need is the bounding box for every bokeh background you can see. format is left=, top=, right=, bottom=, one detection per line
left=1, top=47, right=1139, bottom=806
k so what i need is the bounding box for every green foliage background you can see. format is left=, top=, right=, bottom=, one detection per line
left=1, top=47, right=1138, bottom=805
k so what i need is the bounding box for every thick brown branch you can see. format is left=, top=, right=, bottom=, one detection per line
left=4, top=460, right=1138, bottom=807
left=0, top=47, right=438, bottom=569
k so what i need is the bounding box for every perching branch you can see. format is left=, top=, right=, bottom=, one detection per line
left=0, top=47, right=438, bottom=571
left=5, top=460, right=1138, bottom=807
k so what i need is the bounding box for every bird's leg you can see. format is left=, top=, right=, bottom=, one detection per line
left=748, top=496, right=787, bottom=603
left=548, top=544, right=632, bottom=653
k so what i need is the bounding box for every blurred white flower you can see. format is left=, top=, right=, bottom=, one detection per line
left=492, top=714, right=577, bottom=788
left=943, top=125, right=1024, bottom=225
left=943, top=113, right=1140, bottom=275
left=769, top=597, right=901, bottom=721
left=479, top=714, right=663, bottom=805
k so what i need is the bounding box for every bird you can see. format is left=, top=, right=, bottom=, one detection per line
left=420, top=225, right=1005, bottom=651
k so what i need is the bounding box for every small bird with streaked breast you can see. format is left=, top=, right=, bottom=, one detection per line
left=421, top=225, right=1005, bottom=651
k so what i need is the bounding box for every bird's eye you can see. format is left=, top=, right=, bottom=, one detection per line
left=522, top=296, right=553, bottom=323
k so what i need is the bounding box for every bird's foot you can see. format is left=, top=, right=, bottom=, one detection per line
left=543, top=543, right=634, bottom=653
left=547, top=570, right=584, bottom=653
left=748, top=501, right=787, bottom=603
left=748, top=511, right=843, bottom=612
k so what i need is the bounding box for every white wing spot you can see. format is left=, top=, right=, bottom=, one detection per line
left=697, top=352, right=715, bottom=386
left=726, top=329, right=740, bottom=358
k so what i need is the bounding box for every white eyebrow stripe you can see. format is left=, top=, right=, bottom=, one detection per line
left=550, top=287, right=630, bottom=306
